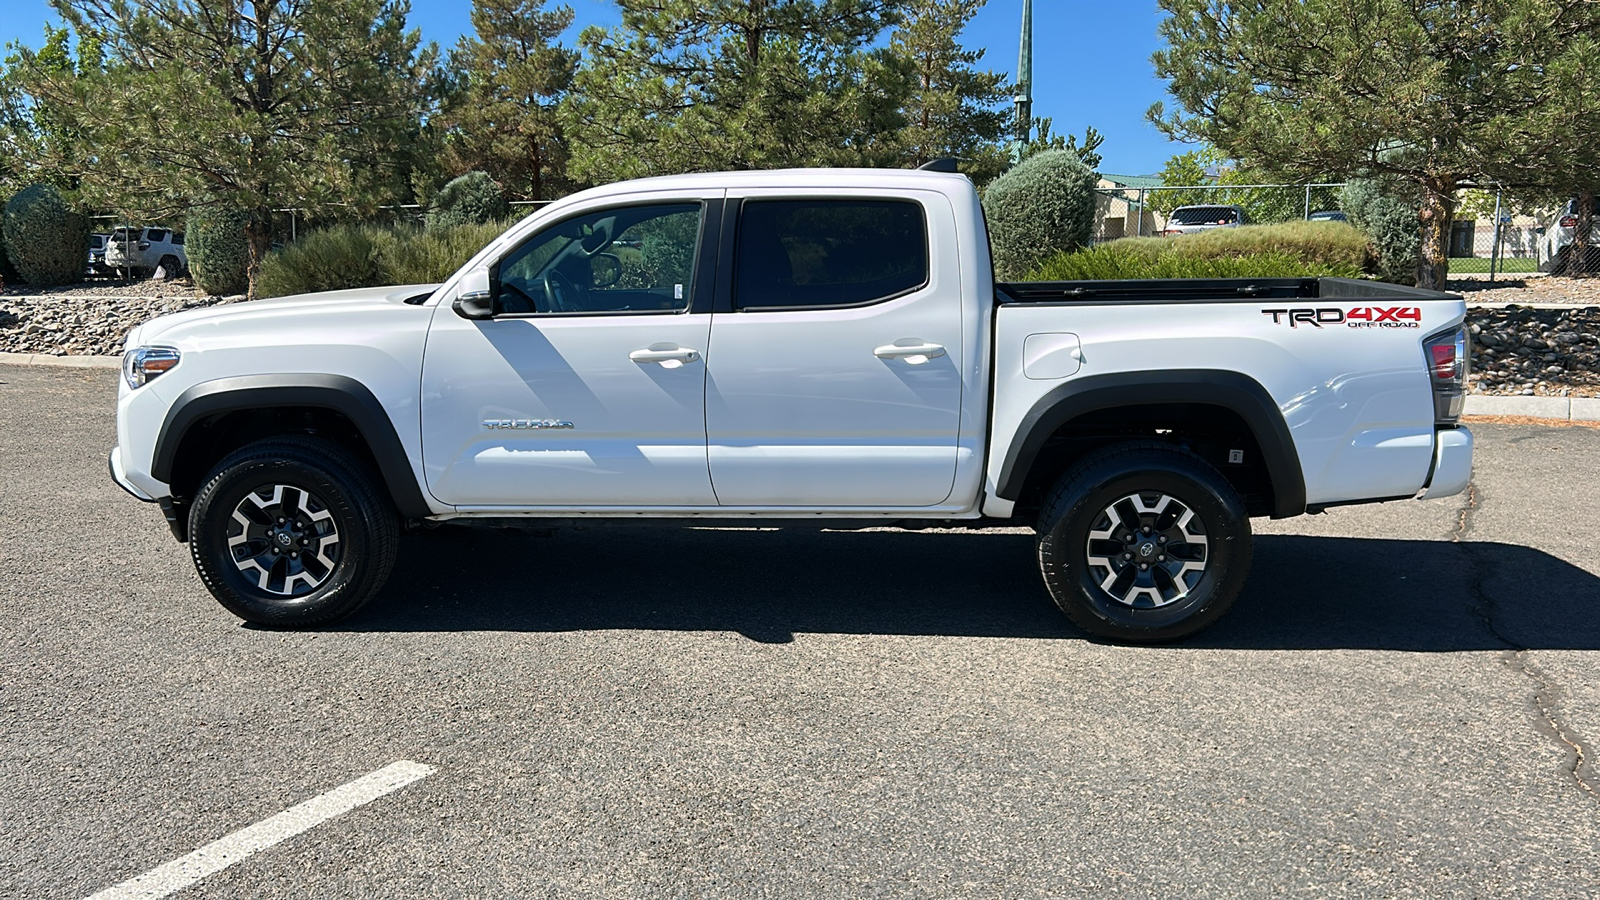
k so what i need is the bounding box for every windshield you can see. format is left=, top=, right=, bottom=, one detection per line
left=1171, top=206, right=1239, bottom=225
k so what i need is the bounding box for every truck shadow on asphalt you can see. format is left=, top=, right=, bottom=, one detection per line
left=348, top=525, right=1600, bottom=651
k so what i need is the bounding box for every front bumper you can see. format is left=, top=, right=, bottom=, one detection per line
left=108, top=446, right=156, bottom=501
left=1418, top=427, right=1473, bottom=499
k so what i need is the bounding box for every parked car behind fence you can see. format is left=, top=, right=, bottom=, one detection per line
left=106, top=226, right=188, bottom=277
left=1539, top=198, right=1600, bottom=273
left=1158, top=204, right=1248, bottom=235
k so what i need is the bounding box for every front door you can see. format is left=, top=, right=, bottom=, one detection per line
left=421, top=197, right=720, bottom=508
left=705, top=193, right=966, bottom=507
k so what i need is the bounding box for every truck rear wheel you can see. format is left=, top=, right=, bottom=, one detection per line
left=1035, top=441, right=1252, bottom=643
left=187, top=436, right=398, bottom=627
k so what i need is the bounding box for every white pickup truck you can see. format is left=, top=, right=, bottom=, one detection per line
left=109, top=167, right=1473, bottom=641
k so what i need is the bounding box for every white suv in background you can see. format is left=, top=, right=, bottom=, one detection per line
left=105, top=226, right=188, bottom=277
left=1539, top=199, right=1600, bottom=273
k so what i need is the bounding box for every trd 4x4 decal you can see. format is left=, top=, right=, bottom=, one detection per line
left=1261, top=307, right=1422, bottom=329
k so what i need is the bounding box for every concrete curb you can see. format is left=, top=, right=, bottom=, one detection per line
left=1465, top=394, right=1600, bottom=421
left=0, top=351, right=120, bottom=369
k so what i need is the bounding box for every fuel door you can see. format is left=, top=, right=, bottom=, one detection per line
left=1022, top=332, right=1083, bottom=380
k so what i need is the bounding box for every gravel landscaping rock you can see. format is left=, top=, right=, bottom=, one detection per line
left=1448, top=274, right=1600, bottom=305
left=1467, top=305, right=1600, bottom=397
left=0, top=279, right=242, bottom=356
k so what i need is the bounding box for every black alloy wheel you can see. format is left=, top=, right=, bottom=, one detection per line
left=188, top=436, right=399, bottom=627
left=1036, top=441, right=1253, bottom=643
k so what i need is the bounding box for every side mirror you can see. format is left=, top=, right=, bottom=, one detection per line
left=453, top=290, right=497, bottom=320
left=591, top=253, right=622, bottom=288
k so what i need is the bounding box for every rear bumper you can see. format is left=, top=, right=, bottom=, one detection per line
left=1418, top=427, right=1473, bottom=499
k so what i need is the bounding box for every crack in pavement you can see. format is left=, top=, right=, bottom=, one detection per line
left=1452, top=481, right=1599, bottom=801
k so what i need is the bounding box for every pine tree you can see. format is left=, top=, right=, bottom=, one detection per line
left=439, top=0, right=579, bottom=202
left=562, top=0, right=908, bottom=183
left=890, top=0, right=1010, bottom=183
left=15, top=0, right=442, bottom=297
left=1150, top=0, right=1600, bottom=289
left=1, top=24, right=102, bottom=192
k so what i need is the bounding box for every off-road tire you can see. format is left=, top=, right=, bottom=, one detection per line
left=158, top=254, right=183, bottom=277
left=188, top=436, right=398, bottom=627
left=1036, top=441, right=1253, bottom=643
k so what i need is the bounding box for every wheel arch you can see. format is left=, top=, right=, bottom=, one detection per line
left=996, top=370, right=1306, bottom=519
left=152, top=374, right=434, bottom=520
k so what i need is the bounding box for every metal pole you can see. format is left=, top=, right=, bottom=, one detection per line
left=1137, top=189, right=1145, bottom=236
left=1489, top=187, right=1503, bottom=282
left=1304, top=184, right=1312, bottom=220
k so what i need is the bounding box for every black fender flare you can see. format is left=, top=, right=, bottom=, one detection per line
left=995, top=369, right=1306, bottom=519
left=151, top=374, right=435, bottom=519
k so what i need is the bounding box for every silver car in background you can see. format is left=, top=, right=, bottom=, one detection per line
left=1158, top=204, right=1248, bottom=236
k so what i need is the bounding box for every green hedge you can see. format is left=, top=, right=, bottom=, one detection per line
left=3, top=183, right=88, bottom=286
left=425, top=171, right=508, bottom=231
left=1028, top=221, right=1369, bottom=281
left=187, top=208, right=251, bottom=296
left=983, top=150, right=1099, bottom=280
left=257, top=220, right=508, bottom=298
left=1340, top=178, right=1420, bottom=284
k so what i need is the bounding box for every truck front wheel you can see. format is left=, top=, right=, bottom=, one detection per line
left=1035, top=441, right=1253, bottom=643
left=187, top=436, right=399, bottom=627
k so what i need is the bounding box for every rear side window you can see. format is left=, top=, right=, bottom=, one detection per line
left=173, top=232, right=185, bottom=245
left=735, top=199, right=928, bottom=310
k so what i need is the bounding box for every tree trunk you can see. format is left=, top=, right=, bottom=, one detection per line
left=1571, top=191, right=1595, bottom=276
left=531, top=136, right=544, bottom=202
left=244, top=207, right=274, bottom=301
left=1415, top=179, right=1454, bottom=291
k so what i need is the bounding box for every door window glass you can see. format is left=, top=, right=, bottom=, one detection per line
left=735, top=199, right=928, bottom=310
left=497, top=203, right=702, bottom=314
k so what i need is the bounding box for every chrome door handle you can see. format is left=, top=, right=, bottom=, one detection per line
left=629, top=347, right=701, bottom=364
left=873, top=341, right=946, bottom=361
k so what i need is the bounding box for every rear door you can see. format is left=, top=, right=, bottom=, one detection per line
left=704, top=192, right=965, bottom=507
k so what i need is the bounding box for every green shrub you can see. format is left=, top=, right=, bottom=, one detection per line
left=983, top=150, right=1098, bottom=280
left=186, top=207, right=251, bottom=296
left=385, top=221, right=507, bottom=285
left=1340, top=178, right=1419, bottom=284
left=2, top=183, right=88, bottom=286
left=257, top=220, right=507, bottom=298
left=425, top=171, right=508, bottom=231
left=0, top=202, right=21, bottom=286
left=1028, top=221, right=1369, bottom=281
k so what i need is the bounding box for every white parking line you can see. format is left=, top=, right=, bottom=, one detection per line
left=84, top=760, right=435, bottom=900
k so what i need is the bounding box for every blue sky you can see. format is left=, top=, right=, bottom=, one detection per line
left=0, top=0, right=1185, bottom=174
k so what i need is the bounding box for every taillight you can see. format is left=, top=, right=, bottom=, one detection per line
left=1560, top=215, right=1578, bottom=228
left=1424, top=327, right=1468, bottom=424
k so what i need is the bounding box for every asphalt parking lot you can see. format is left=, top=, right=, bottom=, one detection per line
left=3, top=365, right=1599, bottom=898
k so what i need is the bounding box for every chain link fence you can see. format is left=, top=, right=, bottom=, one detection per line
left=1093, top=182, right=1548, bottom=280
left=1090, top=183, right=1346, bottom=244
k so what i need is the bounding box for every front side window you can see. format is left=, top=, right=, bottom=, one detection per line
left=735, top=199, right=929, bottom=310
left=496, top=202, right=703, bottom=315
left=146, top=229, right=168, bottom=242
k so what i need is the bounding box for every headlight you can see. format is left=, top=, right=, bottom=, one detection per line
left=123, top=346, right=181, bottom=389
